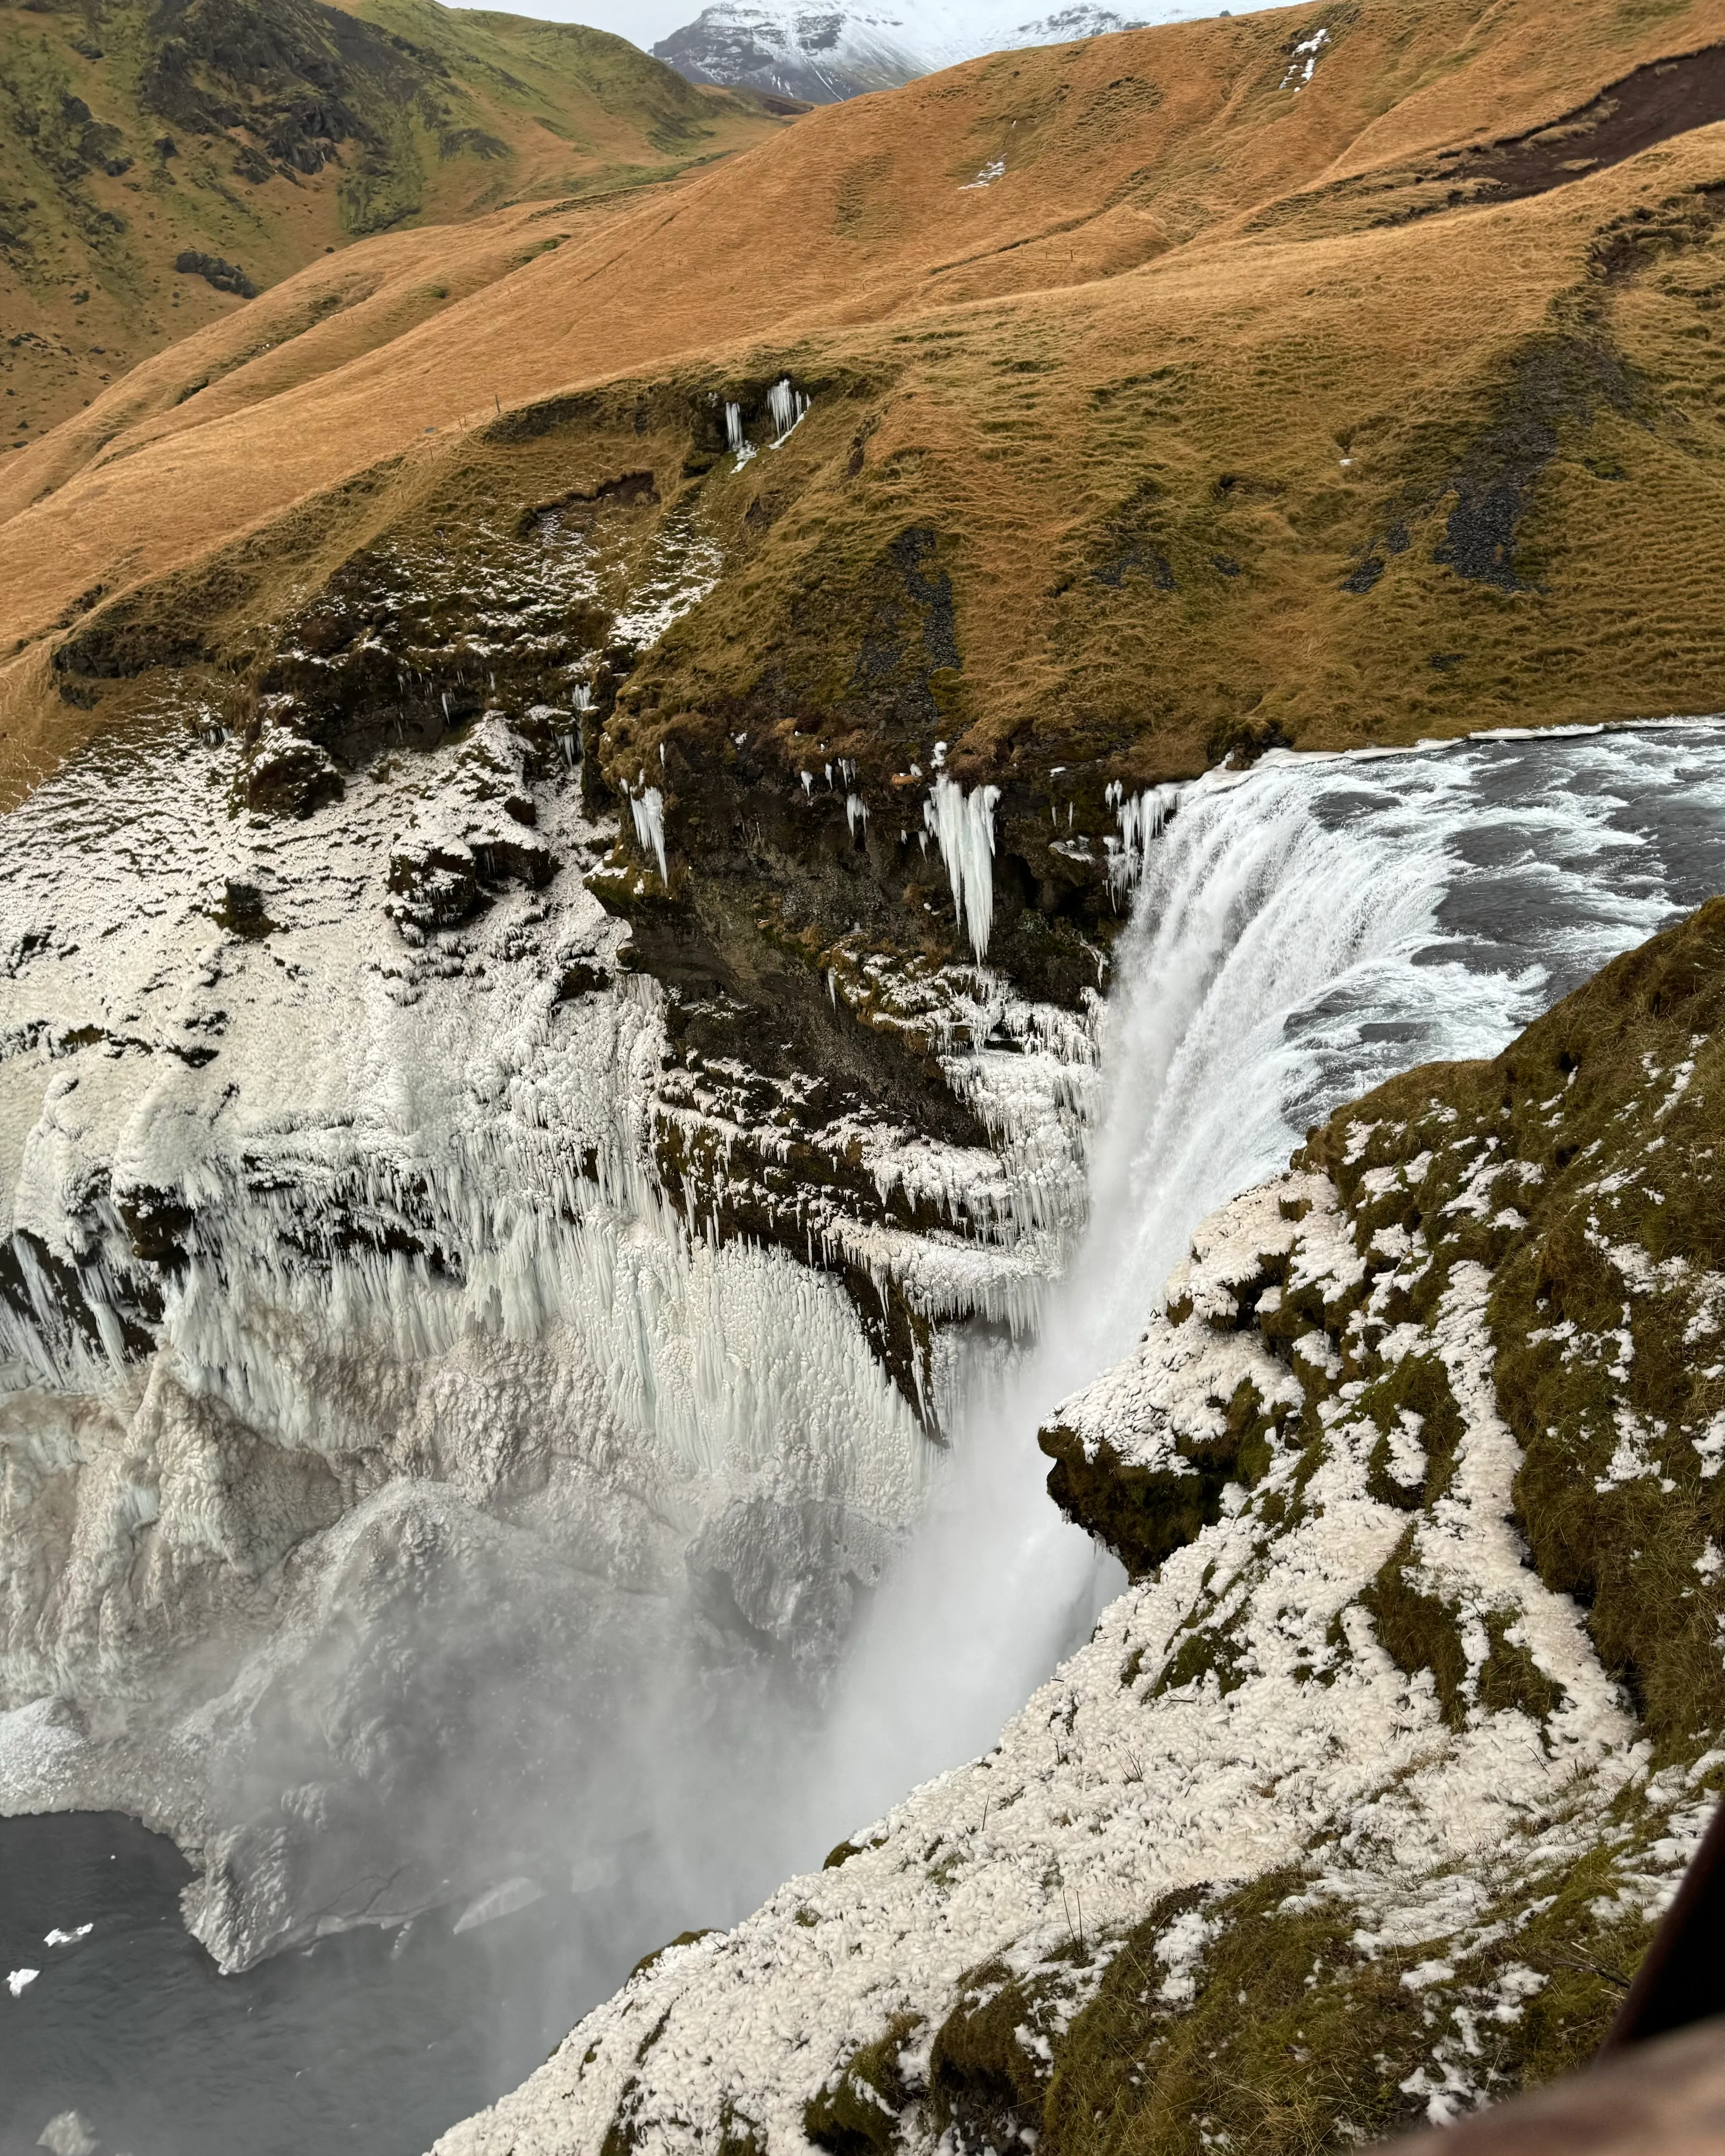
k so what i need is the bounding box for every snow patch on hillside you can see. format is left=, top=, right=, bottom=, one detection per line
left=650, top=2, right=1293, bottom=103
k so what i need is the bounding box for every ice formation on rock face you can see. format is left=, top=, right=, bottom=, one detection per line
left=430, top=1160, right=1647, bottom=2156
left=724, top=402, right=744, bottom=453
left=1102, top=779, right=1179, bottom=903
left=629, top=783, right=669, bottom=882
left=924, top=777, right=1001, bottom=961
left=767, top=378, right=809, bottom=444
left=435, top=719, right=1725, bottom=2156
left=0, top=692, right=1088, bottom=1974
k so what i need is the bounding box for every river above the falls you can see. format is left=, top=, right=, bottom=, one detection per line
left=5, top=718, right=1725, bottom=2156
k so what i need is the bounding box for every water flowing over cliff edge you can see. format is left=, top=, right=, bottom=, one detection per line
left=4, top=711, right=1724, bottom=2153
left=436, top=726, right=1725, bottom=2156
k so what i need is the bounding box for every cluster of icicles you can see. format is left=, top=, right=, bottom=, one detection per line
left=722, top=379, right=811, bottom=465
left=624, top=766, right=1175, bottom=961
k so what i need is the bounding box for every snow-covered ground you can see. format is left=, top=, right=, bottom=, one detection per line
left=435, top=1149, right=1716, bottom=2154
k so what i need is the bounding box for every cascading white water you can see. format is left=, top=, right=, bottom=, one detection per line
left=794, top=721, right=1725, bottom=1843
left=8, top=713, right=1725, bottom=2151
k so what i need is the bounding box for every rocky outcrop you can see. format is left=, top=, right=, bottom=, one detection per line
left=436, top=897, right=1725, bottom=2156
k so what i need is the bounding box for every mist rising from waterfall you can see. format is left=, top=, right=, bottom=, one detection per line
left=8, top=720, right=1725, bottom=2154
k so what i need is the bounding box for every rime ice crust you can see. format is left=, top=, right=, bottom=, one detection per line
left=0, top=703, right=1089, bottom=1970
left=438, top=899, right=1725, bottom=2152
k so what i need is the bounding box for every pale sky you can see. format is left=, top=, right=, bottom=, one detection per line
left=495, top=0, right=703, bottom=41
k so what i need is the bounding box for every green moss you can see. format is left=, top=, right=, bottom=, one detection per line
left=1150, top=1622, right=1248, bottom=1700
left=1477, top=1609, right=1565, bottom=1725
left=1041, top=1380, right=1286, bottom=1579
left=1040, top=1823, right=1648, bottom=2156
left=716, top=2102, right=769, bottom=2156
left=626, top=1929, right=713, bottom=1985
left=929, top=1961, right=1055, bottom=2152
left=1360, top=1526, right=1469, bottom=1730
left=804, top=2013, right=923, bottom=2156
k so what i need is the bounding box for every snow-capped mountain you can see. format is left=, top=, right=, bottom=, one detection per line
left=653, top=2, right=1200, bottom=104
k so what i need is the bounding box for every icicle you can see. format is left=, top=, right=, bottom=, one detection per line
left=724, top=402, right=744, bottom=453
left=845, top=794, right=869, bottom=840
left=629, top=786, right=668, bottom=883
left=767, top=378, right=809, bottom=445
left=800, top=771, right=814, bottom=799
left=1107, top=784, right=1181, bottom=903
left=924, top=776, right=1002, bottom=961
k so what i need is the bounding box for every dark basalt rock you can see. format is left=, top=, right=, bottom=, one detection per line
left=385, top=829, right=555, bottom=935
left=174, top=249, right=258, bottom=299
left=242, top=722, right=344, bottom=817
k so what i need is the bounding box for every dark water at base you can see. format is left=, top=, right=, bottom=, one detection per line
left=0, top=1814, right=645, bottom=2156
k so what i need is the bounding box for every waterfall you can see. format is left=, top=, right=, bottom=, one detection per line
left=796, top=721, right=1725, bottom=1844
left=924, top=777, right=1001, bottom=960
left=8, top=710, right=1725, bottom=2129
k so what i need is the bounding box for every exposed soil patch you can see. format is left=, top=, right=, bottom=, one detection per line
left=1462, top=43, right=1725, bottom=207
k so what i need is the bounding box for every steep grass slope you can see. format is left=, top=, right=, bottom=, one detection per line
left=4, top=0, right=1725, bottom=809
left=0, top=0, right=793, bottom=438
left=439, top=893, right=1725, bottom=2156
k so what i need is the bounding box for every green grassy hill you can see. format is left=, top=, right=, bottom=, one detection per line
left=0, top=0, right=793, bottom=437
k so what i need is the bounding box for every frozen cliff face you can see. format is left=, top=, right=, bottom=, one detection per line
left=435, top=896, right=1725, bottom=2156
left=0, top=648, right=1093, bottom=1970
left=649, top=3, right=1218, bottom=103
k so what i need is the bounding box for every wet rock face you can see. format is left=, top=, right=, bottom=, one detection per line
left=256, top=544, right=607, bottom=779
left=242, top=717, right=344, bottom=817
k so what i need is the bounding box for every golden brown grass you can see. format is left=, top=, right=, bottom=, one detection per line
left=4, top=0, right=1725, bottom=810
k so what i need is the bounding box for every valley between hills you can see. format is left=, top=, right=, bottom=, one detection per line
left=3, top=1, right=1725, bottom=2152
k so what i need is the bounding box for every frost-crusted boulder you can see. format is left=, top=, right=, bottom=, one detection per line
left=439, top=898, right=1725, bottom=2156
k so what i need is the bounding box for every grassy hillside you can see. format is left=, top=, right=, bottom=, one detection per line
left=0, top=0, right=794, bottom=438
left=1, top=0, right=1723, bottom=1011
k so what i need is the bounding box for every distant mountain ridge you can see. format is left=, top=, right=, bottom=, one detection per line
left=652, top=2, right=1156, bottom=103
